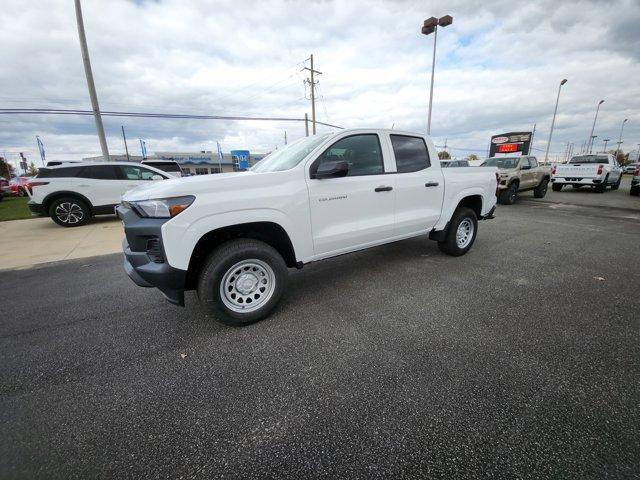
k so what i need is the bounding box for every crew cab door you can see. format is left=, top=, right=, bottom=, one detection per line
left=388, top=133, right=444, bottom=236
left=306, top=133, right=396, bottom=256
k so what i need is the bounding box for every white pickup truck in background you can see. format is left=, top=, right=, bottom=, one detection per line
left=551, top=154, right=622, bottom=193
left=117, top=129, right=498, bottom=325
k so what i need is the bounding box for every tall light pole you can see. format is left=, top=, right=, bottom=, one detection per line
left=589, top=135, right=597, bottom=154
left=614, top=118, right=628, bottom=161
left=587, top=99, right=604, bottom=155
left=544, top=78, right=567, bottom=163
left=422, top=15, right=453, bottom=136
left=602, top=138, right=610, bottom=152
left=121, top=125, right=130, bottom=161
left=74, top=0, right=109, bottom=160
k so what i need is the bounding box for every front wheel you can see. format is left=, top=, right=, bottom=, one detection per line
left=197, top=239, right=288, bottom=326
left=438, top=207, right=478, bottom=257
left=552, top=183, right=563, bottom=192
left=631, top=185, right=640, bottom=197
left=498, top=183, right=518, bottom=205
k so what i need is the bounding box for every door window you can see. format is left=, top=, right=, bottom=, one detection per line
left=119, top=165, right=160, bottom=180
left=77, top=165, right=119, bottom=180
left=390, top=135, right=430, bottom=172
left=529, top=157, right=538, bottom=168
left=313, top=134, right=383, bottom=176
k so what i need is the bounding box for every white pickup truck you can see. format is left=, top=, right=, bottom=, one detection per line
left=117, top=129, right=498, bottom=325
left=551, top=154, right=622, bottom=193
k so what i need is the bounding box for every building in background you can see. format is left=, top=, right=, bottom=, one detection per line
left=82, top=154, right=144, bottom=162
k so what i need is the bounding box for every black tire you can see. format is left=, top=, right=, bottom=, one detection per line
left=552, top=183, right=563, bottom=192
left=18, top=187, right=27, bottom=197
left=631, top=185, right=640, bottom=197
left=595, top=174, right=608, bottom=193
left=533, top=178, right=549, bottom=198
left=611, top=175, right=622, bottom=190
left=197, top=239, right=288, bottom=326
left=437, top=207, right=478, bottom=257
left=49, top=196, right=91, bottom=227
left=498, top=182, right=518, bottom=205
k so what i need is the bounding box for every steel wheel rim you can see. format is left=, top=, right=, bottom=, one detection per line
left=55, top=202, right=83, bottom=224
left=456, top=218, right=474, bottom=249
left=220, top=259, right=275, bottom=313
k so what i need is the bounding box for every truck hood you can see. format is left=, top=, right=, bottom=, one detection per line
left=122, top=171, right=253, bottom=202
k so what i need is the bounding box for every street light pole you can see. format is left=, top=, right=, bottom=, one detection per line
left=590, top=135, right=597, bottom=154
left=602, top=138, right=610, bottom=153
left=74, top=0, right=109, bottom=161
left=587, top=99, right=604, bottom=155
left=422, top=15, right=452, bottom=136
left=544, top=78, right=567, bottom=163
left=614, top=118, right=628, bottom=161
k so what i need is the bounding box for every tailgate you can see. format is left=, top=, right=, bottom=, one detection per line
left=555, top=165, right=599, bottom=178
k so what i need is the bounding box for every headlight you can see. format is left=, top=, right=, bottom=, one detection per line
left=131, top=196, right=195, bottom=218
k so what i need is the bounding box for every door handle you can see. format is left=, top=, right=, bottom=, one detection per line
left=375, top=186, right=393, bottom=192
left=424, top=182, right=439, bottom=187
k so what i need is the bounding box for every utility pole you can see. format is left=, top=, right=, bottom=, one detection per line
left=74, top=0, right=109, bottom=160
left=304, top=113, right=309, bottom=137
left=284, top=130, right=287, bottom=145
left=303, top=54, right=322, bottom=135
left=121, top=125, right=130, bottom=161
left=530, top=123, right=536, bottom=155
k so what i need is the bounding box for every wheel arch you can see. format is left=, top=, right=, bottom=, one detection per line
left=455, top=194, right=483, bottom=219
left=185, top=221, right=297, bottom=291
left=42, top=191, right=94, bottom=214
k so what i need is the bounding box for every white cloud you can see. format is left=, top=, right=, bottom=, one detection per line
left=0, top=0, right=639, bottom=164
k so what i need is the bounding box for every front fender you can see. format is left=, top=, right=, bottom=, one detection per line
left=160, top=208, right=307, bottom=270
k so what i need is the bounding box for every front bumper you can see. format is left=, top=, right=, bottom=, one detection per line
left=117, top=204, right=187, bottom=306
left=27, top=200, right=47, bottom=217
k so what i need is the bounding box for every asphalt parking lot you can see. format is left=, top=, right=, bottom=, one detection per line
left=1, top=195, right=639, bottom=479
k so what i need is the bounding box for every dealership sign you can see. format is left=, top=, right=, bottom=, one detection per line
left=489, top=132, right=532, bottom=157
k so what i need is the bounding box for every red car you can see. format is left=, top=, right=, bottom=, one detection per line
left=8, top=177, right=31, bottom=197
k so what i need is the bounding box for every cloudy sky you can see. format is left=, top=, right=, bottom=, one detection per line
left=1, top=0, right=639, bottom=165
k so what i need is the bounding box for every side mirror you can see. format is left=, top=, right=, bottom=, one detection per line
left=151, top=174, right=164, bottom=181
left=312, top=160, right=349, bottom=179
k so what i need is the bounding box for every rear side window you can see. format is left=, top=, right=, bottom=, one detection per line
left=77, top=165, right=119, bottom=180
left=390, top=135, right=430, bottom=172
left=142, top=162, right=182, bottom=173
left=36, top=167, right=83, bottom=178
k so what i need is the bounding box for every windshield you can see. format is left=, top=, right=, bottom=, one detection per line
left=481, top=157, right=520, bottom=169
left=569, top=155, right=608, bottom=164
left=251, top=134, right=331, bottom=173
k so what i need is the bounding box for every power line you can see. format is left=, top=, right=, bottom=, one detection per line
left=0, top=108, right=343, bottom=129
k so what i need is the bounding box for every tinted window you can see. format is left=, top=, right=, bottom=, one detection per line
left=569, top=155, right=609, bottom=164
left=315, top=134, right=383, bottom=176
left=120, top=166, right=162, bottom=180
left=77, top=165, right=118, bottom=180
left=142, top=162, right=182, bottom=173
left=36, top=167, right=83, bottom=178
left=390, top=135, right=430, bottom=173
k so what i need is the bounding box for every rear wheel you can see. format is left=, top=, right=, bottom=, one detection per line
left=611, top=175, right=622, bottom=190
left=197, top=239, right=288, bottom=326
left=630, top=185, right=640, bottom=196
left=498, top=183, right=518, bottom=205
left=595, top=174, right=609, bottom=193
left=49, top=197, right=91, bottom=227
left=533, top=178, right=549, bottom=198
left=437, top=207, right=478, bottom=257
left=552, top=183, right=563, bottom=192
